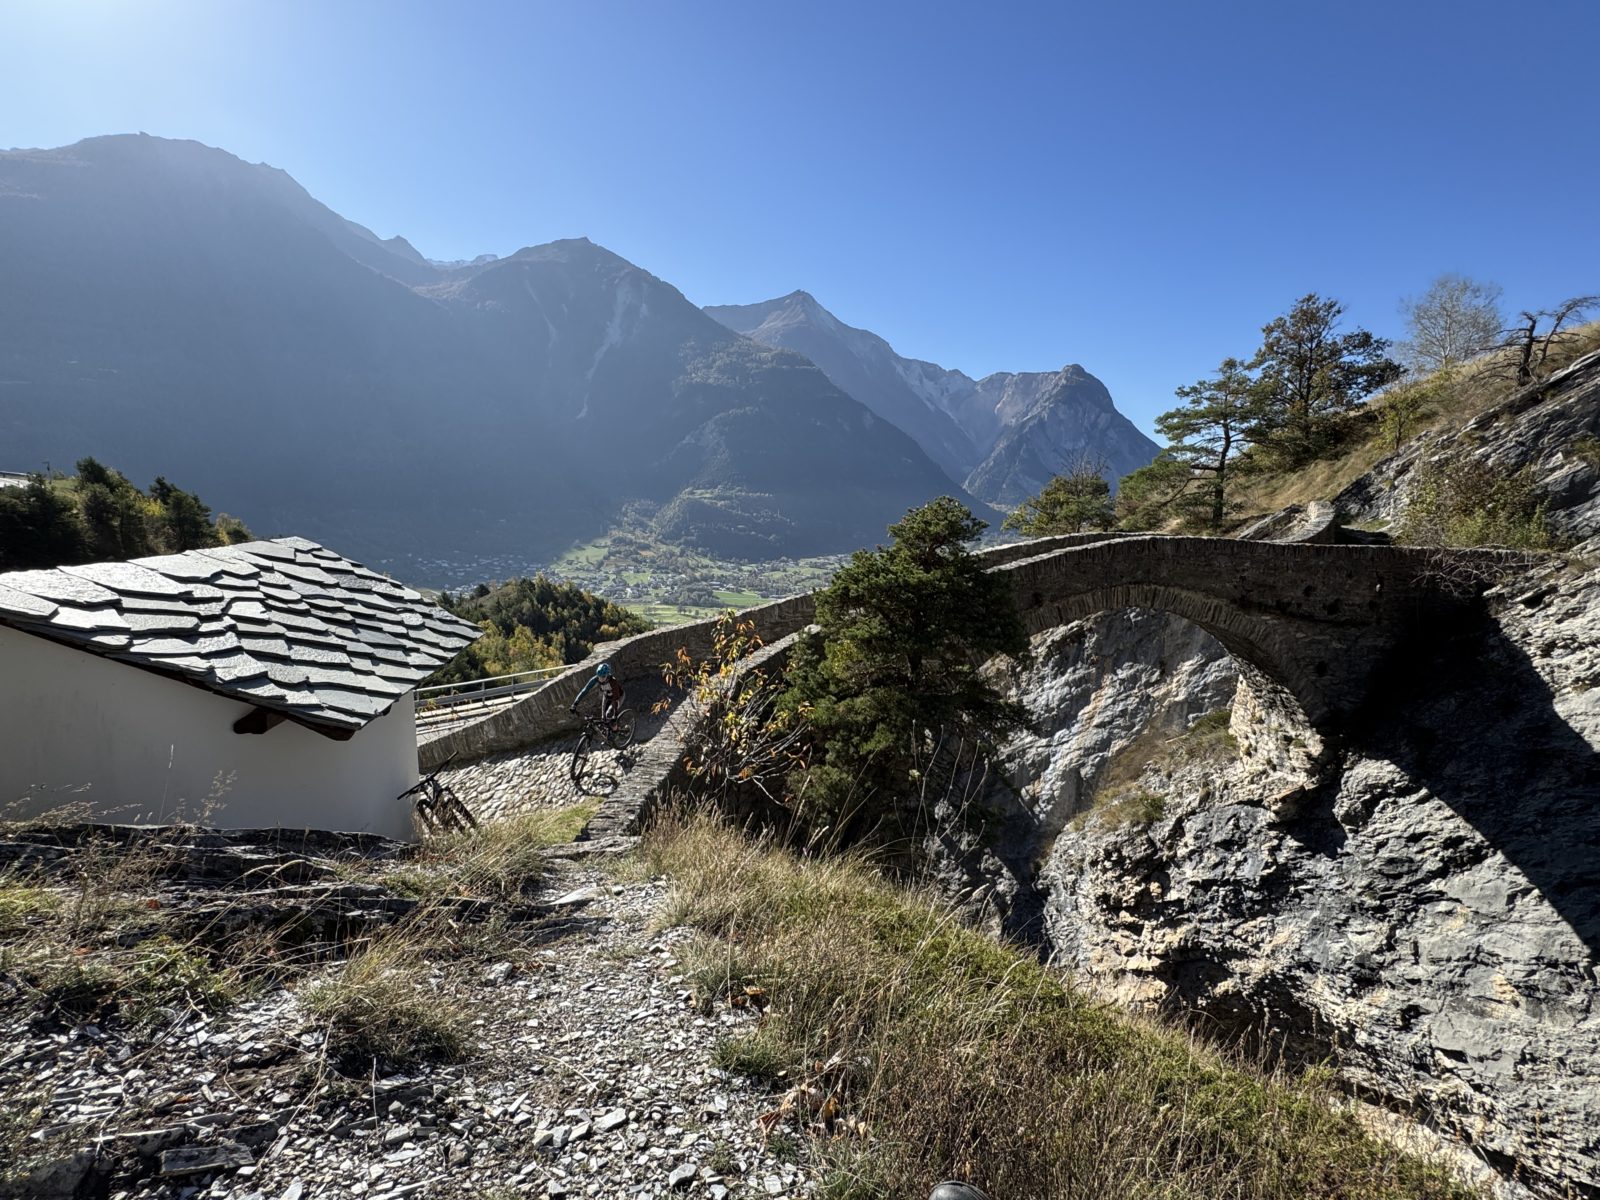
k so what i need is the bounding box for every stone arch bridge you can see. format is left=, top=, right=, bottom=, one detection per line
left=420, top=533, right=1514, bottom=831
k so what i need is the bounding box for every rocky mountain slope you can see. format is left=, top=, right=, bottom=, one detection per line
left=1336, top=348, right=1600, bottom=538
left=0, top=135, right=968, bottom=577
left=962, top=356, right=1600, bottom=1195
left=706, top=293, right=1158, bottom=500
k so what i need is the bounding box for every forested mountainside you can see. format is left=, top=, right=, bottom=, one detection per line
left=0, top=135, right=968, bottom=578
left=707, top=291, right=1158, bottom=500
left=0, top=459, right=251, bottom=571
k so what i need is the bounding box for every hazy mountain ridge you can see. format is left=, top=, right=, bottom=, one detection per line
left=0, top=135, right=970, bottom=579
left=966, top=366, right=1160, bottom=503
left=707, top=292, right=982, bottom=483
left=707, top=292, right=1158, bottom=499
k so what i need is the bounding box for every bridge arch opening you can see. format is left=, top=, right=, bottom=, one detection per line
left=1012, top=582, right=1330, bottom=775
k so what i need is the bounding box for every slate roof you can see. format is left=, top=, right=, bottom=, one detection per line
left=0, top=538, right=481, bottom=733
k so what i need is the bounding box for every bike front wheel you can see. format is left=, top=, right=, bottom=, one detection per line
left=570, top=732, right=593, bottom=787
left=607, top=709, right=636, bottom=750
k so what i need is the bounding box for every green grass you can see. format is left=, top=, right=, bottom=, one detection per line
left=645, top=812, right=1476, bottom=1200
left=553, top=538, right=611, bottom=568
left=628, top=601, right=726, bottom=626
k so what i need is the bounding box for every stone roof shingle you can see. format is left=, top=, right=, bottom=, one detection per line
left=0, top=537, right=481, bottom=733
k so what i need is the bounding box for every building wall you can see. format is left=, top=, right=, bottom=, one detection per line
left=0, top=626, right=419, bottom=840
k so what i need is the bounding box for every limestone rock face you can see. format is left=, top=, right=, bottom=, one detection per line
left=927, top=610, right=1234, bottom=938
left=993, top=610, right=1236, bottom=839
left=1028, top=553, right=1600, bottom=1195
left=1337, top=349, right=1600, bottom=538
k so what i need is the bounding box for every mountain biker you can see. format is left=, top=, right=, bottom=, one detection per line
left=570, top=662, right=624, bottom=723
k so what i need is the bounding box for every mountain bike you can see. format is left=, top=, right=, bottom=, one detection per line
left=569, top=708, right=637, bottom=785
left=398, top=754, right=478, bottom=834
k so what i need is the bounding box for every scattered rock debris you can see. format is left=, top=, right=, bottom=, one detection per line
left=1, top=830, right=821, bottom=1199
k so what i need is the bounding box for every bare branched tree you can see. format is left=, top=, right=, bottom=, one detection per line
left=1502, top=295, right=1599, bottom=385
left=1397, top=274, right=1503, bottom=372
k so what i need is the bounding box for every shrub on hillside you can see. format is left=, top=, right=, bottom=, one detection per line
left=1395, top=454, right=1557, bottom=550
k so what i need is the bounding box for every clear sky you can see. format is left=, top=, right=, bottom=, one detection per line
left=4, top=0, right=1598, bottom=436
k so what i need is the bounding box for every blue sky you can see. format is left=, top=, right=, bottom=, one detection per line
left=4, top=0, right=1598, bottom=436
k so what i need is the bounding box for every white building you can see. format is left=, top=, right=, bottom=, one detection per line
left=0, top=537, right=480, bottom=840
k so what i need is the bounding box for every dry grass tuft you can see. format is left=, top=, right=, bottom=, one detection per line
left=301, top=932, right=470, bottom=1064
left=378, top=802, right=597, bottom=900
left=645, top=812, right=1476, bottom=1200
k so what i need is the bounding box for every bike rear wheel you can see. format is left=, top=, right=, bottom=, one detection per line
left=607, top=708, right=636, bottom=750
left=570, top=731, right=593, bottom=787
left=435, top=784, right=477, bottom=832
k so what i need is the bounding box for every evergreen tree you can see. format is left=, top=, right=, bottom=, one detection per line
left=76, top=458, right=152, bottom=560
left=782, top=497, right=1028, bottom=844
left=1251, top=294, right=1402, bottom=461
left=1156, top=356, right=1257, bottom=530
left=1, top=459, right=248, bottom=568
left=0, top=476, right=88, bottom=571
left=152, top=477, right=219, bottom=551
left=1002, top=456, right=1114, bottom=536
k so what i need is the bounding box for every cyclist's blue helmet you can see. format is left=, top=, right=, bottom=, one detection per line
left=596, top=663, right=613, bottom=677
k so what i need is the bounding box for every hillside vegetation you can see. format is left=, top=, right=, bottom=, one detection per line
left=647, top=812, right=1475, bottom=1200
left=1014, top=283, right=1600, bottom=549
left=425, top=574, right=651, bottom=685
left=0, top=458, right=252, bottom=572
left=1231, top=319, right=1600, bottom=532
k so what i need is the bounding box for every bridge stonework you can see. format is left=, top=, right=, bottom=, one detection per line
left=994, top=538, right=1509, bottom=740
left=423, top=536, right=1514, bottom=812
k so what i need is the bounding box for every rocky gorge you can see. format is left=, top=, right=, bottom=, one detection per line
left=957, top=356, right=1600, bottom=1197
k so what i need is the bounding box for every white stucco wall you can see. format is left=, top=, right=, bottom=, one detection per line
left=0, top=625, right=420, bottom=840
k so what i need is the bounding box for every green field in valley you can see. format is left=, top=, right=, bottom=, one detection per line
left=548, top=532, right=844, bottom=627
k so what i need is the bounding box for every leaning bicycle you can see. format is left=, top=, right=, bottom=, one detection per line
left=398, top=753, right=478, bottom=834
left=568, top=707, right=636, bottom=785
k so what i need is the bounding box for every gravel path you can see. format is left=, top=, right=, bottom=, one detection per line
left=5, top=852, right=823, bottom=1200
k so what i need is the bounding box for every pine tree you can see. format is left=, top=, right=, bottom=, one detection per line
left=0, top=476, right=88, bottom=571
left=1251, top=294, right=1402, bottom=461
left=1156, top=356, right=1257, bottom=530
left=782, top=497, right=1028, bottom=844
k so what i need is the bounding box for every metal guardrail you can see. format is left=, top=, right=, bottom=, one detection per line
left=414, top=665, right=566, bottom=723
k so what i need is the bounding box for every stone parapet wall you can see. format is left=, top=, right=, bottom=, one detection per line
left=422, top=536, right=1517, bottom=773
left=581, top=632, right=803, bottom=842
left=419, top=594, right=816, bottom=771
